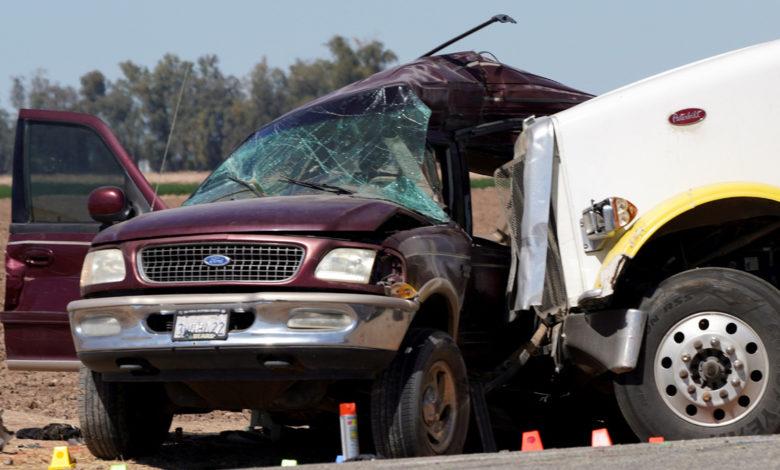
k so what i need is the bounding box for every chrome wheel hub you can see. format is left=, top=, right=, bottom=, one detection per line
left=654, top=312, right=769, bottom=426
left=421, top=361, right=457, bottom=452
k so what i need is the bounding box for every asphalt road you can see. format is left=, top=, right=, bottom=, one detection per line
left=297, top=435, right=780, bottom=469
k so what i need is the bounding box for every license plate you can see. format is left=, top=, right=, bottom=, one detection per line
left=173, top=309, right=229, bottom=341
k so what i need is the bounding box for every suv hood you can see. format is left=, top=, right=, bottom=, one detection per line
left=93, top=195, right=429, bottom=245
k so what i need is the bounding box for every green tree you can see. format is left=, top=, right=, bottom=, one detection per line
left=0, top=108, right=13, bottom=173
left=187, top=55, right=244, bottom=170
left=27, top=70, right=78, bottom=110
left=78, top=70, right=108, bottom=114
left=1, top=35, right=397, bottom=173
left=243, top=58, right=287, bottom=130
left=10, top=77, right=25, bottom=109
left=283, top=36, right=397, bottom=108
left=117, top=55, right=195, bottom=170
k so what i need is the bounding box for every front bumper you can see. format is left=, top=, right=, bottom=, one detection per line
left=67, top=292, right=418, bottom=381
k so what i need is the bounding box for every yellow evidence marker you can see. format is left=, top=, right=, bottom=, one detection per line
left=48, top=446, right=74, bottom=470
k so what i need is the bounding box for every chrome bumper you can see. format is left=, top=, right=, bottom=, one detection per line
left=67, top=292, right=418, bottom=376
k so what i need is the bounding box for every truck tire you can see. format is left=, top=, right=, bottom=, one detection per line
left=79, top=367, right=173, bottom=459
left=615, top=268, right=780, bottom=440
left=371, top=328, right=470, bottom=457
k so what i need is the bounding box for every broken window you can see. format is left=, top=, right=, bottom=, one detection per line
left=185, top=85, right=448, bottom=222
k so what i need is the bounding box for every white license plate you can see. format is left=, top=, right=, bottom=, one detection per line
left=173, top=309, right=229, bottom=341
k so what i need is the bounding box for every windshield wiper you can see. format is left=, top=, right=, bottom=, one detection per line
left=226, top=175, right=265, bottom=198
left=280, top=177, right=355, bottom=195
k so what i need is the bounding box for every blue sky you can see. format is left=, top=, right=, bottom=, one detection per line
left=1, top=0, right=779, bottom=108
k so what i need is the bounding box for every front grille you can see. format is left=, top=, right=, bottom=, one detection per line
left=139, top=243, right=304, bottom=283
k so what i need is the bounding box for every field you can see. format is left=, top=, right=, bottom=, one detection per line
left=0, top=172, right=497, bottom=203
left=0, top=176, right=503, bottom=467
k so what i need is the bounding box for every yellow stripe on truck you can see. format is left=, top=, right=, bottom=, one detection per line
left=595, top=182, right=780, bottom=288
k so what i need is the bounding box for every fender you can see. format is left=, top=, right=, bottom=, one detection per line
left=416, top=277, right=461, bottom=338
left=594, top=182, right=780, bottom=293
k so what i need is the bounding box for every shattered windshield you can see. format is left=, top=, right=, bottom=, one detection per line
left=184, top=85, right=448, bottom=222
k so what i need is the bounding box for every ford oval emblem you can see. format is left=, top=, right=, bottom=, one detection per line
left=203, top=254, right=231, bottom=267
left=669, top=108, right=706, bottom=126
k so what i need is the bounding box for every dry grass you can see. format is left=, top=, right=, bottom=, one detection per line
left=0, top=172, right=209, bottom=188
left=143, top=171, right=210, bottom=184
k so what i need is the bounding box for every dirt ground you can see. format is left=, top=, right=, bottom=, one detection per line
left=0, top=187, right=504, bottom=468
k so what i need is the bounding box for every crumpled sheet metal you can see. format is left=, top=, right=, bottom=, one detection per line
left=496, top=117, right=557, bottom=315
left=186, top=85, right=448, bottom=222
left=293, top=52, right=593, bottom=132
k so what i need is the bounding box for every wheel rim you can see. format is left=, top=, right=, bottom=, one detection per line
left=420, top=360, right=458, bottom=452
left=654, top=311, right=769, bottom=427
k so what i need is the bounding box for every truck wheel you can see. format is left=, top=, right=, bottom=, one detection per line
left=615, top=268, right=780, bottom=440
left=79, top=367, right=173, bottom=459
left=371, top=328, right=470, bottom=457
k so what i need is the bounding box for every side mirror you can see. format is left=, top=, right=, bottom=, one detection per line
left=87, top=186, right=131, bottom=224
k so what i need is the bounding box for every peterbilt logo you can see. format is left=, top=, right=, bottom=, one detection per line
left=203, top=254, right=231, bottom=267
left=669, top=108, right=706, bottom=126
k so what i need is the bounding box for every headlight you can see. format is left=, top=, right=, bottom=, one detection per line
left=78, top=316, right=121, bottom=337
left=80, top=249, right=126, bottom=288
left=287, top=309, right=353, bottom=330
left=315, top=248, right=376, bottom=284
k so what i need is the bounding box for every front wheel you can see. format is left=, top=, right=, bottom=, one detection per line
left=615, top=268, right=780, bottom=440
left=79, top=367, right=173, bottom=459
left=371, top=329, right=470, bottom=458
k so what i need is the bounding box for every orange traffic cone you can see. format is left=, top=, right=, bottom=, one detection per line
left=591, top=428, right=612, bottom=447
left=521, top=430, right=544, bottom=451
left=649, top=436, right=665, bottom=443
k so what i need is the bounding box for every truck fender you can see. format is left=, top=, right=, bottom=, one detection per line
left=563, top=308, right=647, bottom=375
left=593, top=182, right=780, bottom=297
left=415, top=278, right=461, bottom=339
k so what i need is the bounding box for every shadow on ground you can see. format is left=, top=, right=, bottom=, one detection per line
left=133, top=427, right=342, bottom=469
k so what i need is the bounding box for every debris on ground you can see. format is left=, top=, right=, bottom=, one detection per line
left=218, top=430, right=267, bottom=444
left=16, top=443, right=41, bottom=449
left=16, top=423, right=81, bottom=441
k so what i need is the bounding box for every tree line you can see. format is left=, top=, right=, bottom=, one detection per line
left=0, top=36, right=397, bottom=174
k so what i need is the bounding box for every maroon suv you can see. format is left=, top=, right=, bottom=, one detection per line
left=4, top=52, right=590, bottom=459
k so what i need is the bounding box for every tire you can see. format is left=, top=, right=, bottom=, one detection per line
left=79, top=367, right=173, bottom=459
left=371, top=328, right=470, bottom=457
left=615, top=268, right=780, bottom=440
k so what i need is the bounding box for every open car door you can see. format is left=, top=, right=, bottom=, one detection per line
left=3, top=109, right=164, bottom=370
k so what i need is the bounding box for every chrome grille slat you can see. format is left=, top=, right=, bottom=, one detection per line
left=139, top=243, right=304, bottom=283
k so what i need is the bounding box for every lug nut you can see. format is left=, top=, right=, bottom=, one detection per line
left=688, top=385, right=697, bottom=394
left=731, top=378, right=741, bottom=387
left=682, top=354, right=691, bottom=362
left=694, top=340, right=703, bottom=349
left=719, top=389, right=729, bottom=399
left=734, top=360, right=744, bottom=370
left=679, top=369, right=689, bottom=379
left=703, top=392, right=712, bottom=402
left=725, top=345, right=735, bottom=355
left=710, top=337, right=720, bottom=347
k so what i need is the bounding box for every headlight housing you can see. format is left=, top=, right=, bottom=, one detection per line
left=78, top=315, right=122, bottom=337
left=80, top=249, right=126, bottom=289
left=315, top=248, right=376, bottom=284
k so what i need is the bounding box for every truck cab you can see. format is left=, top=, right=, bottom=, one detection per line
left=505, top=39, right=780, bottom=441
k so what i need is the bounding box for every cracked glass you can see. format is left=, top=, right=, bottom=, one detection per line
left=184, top=85, right=448, bottom=222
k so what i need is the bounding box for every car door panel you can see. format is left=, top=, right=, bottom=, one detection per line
left=3, top=109, right=161, bottom=370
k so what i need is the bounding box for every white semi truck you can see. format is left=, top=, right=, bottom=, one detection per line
left=500, top=39, right=780, bottom=440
